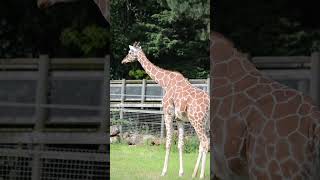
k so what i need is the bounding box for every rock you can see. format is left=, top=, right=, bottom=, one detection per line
left=110, top=136, right=120, bottom=144
left=110, top=125, right=120, bottom=137
left=151, top=138, right=162, bottom=146
left=127, top=133, right=143, bottom=145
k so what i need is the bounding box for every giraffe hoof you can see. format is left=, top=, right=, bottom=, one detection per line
left=179, top=171, right=184, bottom=176
left=161, top=172, right=166, bottom=176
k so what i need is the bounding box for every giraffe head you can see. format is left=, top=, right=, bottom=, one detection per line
left=121, top=42, right=143, bottom=64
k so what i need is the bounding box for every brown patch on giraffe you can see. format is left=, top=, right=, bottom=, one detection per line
left=233, top=93, right=252, bottom=113
left=246, top=84, right=272, bottom=99
left=256, top=94, right=275, bottom=118
left=273, top=95, right=301, bottom=119
left=271, top=82, right=285, bottom=90
left=266, top=144, right=276, bottom=159
left=254, top=138, right=268, bottom=168
left=298, top=103, right=311, bottom=116
left=213, top=63, right=228, bottom=77
left=263, top=120, right=278, bottom=144
left=276, top=115, right=299, bottom=137
left=211, top=40, right=234, bottom=61
left=212, top=78, right=230, bottom=88
left=224, top=116, right=245, bottom=157
left=268, top=160, right=281, bottom=173
left=240, top=58, right=257, bottom=72
left=268, top=160, right=282, bottom=180
left=218, top=96, right=232, bottom=118
left=298, top=116, right=313, bottom=137
left=251, top=168, right=269, bottom=180
left=234, top=75, right=258, bottom=92
left=228, top=59, right=246, bottom=81
left=239, top=107, right=250, bottom=119
left=275, top=140, right=290, bottom=161
left=212, top=84, right=233, bottom=97
left=212, top=116, right=225, bottom=145
left=259, top=76, right=273, bottom=84
left=273, top=90, right=297, bottom=103
left=227, top=158, right=244, bottom=175
left=288, top=132, right=306, bottom=162
left=246, top=108, right=266, bottom=134
left=280, top=159, right=300, bottom=178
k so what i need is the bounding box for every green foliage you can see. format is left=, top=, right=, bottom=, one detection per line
left=216, top=0, right=320, bottom=56
left=111, top=0, right=210, bottom=79
left=111, top=118, right=133, bottom=126
left=160, top=133, right=200, bottom=154
left=61, top=25, right=110, bottom=56
left=128, top=69, right=150, bottom=79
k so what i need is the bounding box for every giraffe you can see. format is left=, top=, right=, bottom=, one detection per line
left=37, top=0, right=110, bottom=23
left=210, top=31, right=320, bottom=180
left=121, top=42, right=210, bottom=178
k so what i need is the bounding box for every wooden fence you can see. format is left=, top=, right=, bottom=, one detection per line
left=0, top=55, right=110, bottom=179
left=0, top=55, right=109, bottom=145
left=251, top=52, right=320, bottom=106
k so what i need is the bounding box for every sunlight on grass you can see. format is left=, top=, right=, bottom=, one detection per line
left=110, top=144, right=210, bottom=180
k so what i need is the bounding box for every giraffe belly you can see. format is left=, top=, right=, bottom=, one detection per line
left=175, top=110, right=188, bottom=122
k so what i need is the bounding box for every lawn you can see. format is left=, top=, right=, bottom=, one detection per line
left=110, top=143, right=210, bottom=180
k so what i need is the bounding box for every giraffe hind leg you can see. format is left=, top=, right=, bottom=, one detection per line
left=160, top=112, right=174, bottom=176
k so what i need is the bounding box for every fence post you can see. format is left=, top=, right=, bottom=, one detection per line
left=119, top=79, right=126, bottom=133
left=141, top=79, right=146, bottom=109
left=207, top=77, right=210, bottom=95
left=32, top=54, right=49, bottom=180
left=160, top=88, right=164, bottom=139
left=98, top=55, right=109, bottom=151
left=310, top=52, right=320, bottom=107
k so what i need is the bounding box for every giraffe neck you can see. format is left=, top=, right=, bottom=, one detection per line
left=136, top=53, right=170, bottom=88
left=211, top=36, right=258, bottom=82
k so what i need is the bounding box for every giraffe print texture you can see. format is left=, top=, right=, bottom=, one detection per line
left=210, top=32, right=320, bottom=180
left=122, top=42, right=210, bottom=178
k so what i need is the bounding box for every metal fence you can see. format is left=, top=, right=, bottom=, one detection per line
left=0, top=55, right=110, bottom=180
left=110, top=79, right=210, bottom=137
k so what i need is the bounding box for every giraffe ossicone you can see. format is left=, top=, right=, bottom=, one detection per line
left=122, top=42, right=210, bottom=179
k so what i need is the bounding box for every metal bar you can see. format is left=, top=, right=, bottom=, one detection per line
left=0, top=102, right=101, bottom=110
left=0, top=148, right=109, bottom=162
left=98, top=56, right=109, bottom=153
left=0, top=132, right=108, bottom=144
left=111, top=103, right=162, bottom=108
left=311, top=52, right=320, bottom=106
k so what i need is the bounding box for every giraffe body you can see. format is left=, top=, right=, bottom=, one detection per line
left=211, top=32, right=320, bottom=180
left=122, top=43, right=210, bottom=178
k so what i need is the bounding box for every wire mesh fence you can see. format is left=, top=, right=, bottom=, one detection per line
left=0, top=144, right=109, bottom=180
left=111, top=107, right=197, bottom=137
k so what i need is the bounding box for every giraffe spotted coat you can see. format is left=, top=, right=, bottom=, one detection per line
left=210, top=32, right=320, bottom=180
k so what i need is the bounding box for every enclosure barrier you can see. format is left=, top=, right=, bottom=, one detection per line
left=0, top=55, right=110, bottom=180
left=111, top=52, right=320, bottom=137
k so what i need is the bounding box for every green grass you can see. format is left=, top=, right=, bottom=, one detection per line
left=110, top=144, right=210, bottom=180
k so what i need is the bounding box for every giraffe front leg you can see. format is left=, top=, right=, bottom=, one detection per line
left=177, top=121, right=184, bottom=176
left=161, top=113, right=174, bottom=176
left=192, top=144, right=203, bottom=178
left=199, top=125, right=209, bottom=179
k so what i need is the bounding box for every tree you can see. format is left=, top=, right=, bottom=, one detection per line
left=111, top=0, right=210, bottom=79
